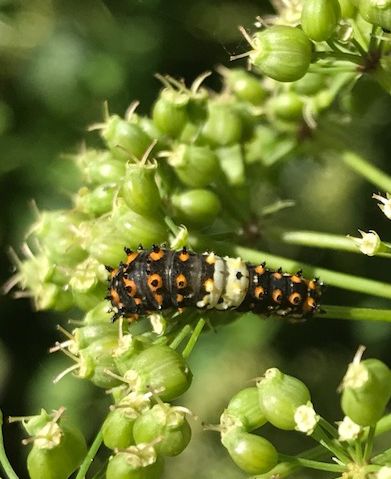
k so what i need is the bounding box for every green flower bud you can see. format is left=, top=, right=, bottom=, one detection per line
left=257, top=368, right=311, bottom=430
left=133, top=404, right=191, bottom=456
left=172, top=189, right=221, bottom=226
left=293, top=72, right=326, bottom=95
left=222, top=429, right=278, bottom=475
left=121, top=162, right=162, bottom=217
left=69, top=257, right=107, bottom=311
left=75, top=149, right=126, bottom=185
left=168, top=144, right=219, bottom=188
left=202, top=101, right=243, bottom=146
left=26, top=418, right=87, bottom=479
left=83, top=300, right=112, bottom=324
left=31, top=210, right=87, bottom=266
left=75, top=184, right=117, bottom=216
left=35, top=283, right=74, bottom=312
left=301, top=0, right=341, bottom=41
left=226, top=387, right=267, bottom=432
left=341, top=354, right=391, bottom=426
left=358, top=0, right=391, bottom=31
left=102, top=392, right=152, bottom=449
left=268, top=92, right=304, bottom=121
left=101, top=115, right=151, bottom=162
left=125, top=344, right=192, bottom=401
left=152, top=88, right=190, bottom=138
left=339, top=0, right=357, bottom=17
left=111, top=200, right=167, bottom=249
left=73, top=323, right=118, bottom=351
left=221, top=68, right=267, bottom=105
left=106, top=447, right=164, bottom=479
left=250, top=26, right=312, bottom=82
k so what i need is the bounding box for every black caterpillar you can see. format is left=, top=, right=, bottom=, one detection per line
left=106, top=245, right=323, bottom=321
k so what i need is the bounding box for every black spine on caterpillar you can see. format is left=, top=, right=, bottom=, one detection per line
left=106, top=245, right=324, bottom=322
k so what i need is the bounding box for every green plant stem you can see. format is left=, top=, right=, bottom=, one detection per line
left=169, top=324, right=192, bottom=350
left=281, top=230, right=391, bottom=257
left=254, top=445, right=326, bottom=479
left=75, top=427, right=103, bottom=479
left=372, top=447, right=391, bottom=465
left=277, top=454, right=346, bottom=473
left=313, top=51, right=363, bottom=66
left=0, top=410, right=19, bottom=479
left=182, top=318, right=205, bottom=359
left=322, top=306, right=391, bottom=322
left=191, top=236, right=391, bottom=301
left=363, top=425, right=376, bottom=462
left=312, top=425, right=350, bottom=464
left=318, top=417, right=338, bottom=438
left=342, top=151, right=391, bottom=192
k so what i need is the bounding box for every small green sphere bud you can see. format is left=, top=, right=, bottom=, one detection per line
left=226, top=387, right=267, bottom=432
left=293, top=72, right=326, bottom=95
left=202, top=101, right=243, bottom=146
left=133, top=404, right=191, bottom=456
left=358, top=0, right=391, bottom=31
left=121, top=162, right=162, bottom=217
left=152, top=88, right=190, bottom=138
left=341, top=355, right=391, bottom=426
left=250, top=26, right=312, bottom=82
left=339, top=0, right=357, bottom=17
left=268, top=92, right=304, bottom=121
left=101, top=115, right=151, bottom=162
left=73, top=323, right=118, bottom=351
left=222, top=429, right=278, bottom=475
left=222, top=68, right=267, bottom=105
left=301, top=0, right=341, bottom=41
left=257, top=368, right=311, bottom=430
left=125, top=344, right=192, bottom=401
left=168, top=144, right=219, bottom=188
left=75, top=184, right=117, bottom=216
left=172, top=189, right=221, bottom=226
left=102, top=392, right=151, bottom=449
left=106, top=446, right=164, bottom=479
left=75, top=149, right=126, bottom=185
left=27, top=422, right=87, bottom=479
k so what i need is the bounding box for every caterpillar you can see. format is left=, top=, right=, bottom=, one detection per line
left=106, top=245, right=323, bottom=322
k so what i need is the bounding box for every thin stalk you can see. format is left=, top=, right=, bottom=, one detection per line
left=363, top=425, right=376, bottom=462
left=0, top=410, right=19, bottom=479
left=322, top=306, right=391, bottom=323
left=318, top=417, right=339, bottom=439
left=313, top=51, right=364, bottom=65
left=312, top=425, right=350, bottom=464
left=75, top=428, right=103, bottom=479
left=277, top=454, right=346, bottom=473
left=342, top=151, right=391, bottom=192
left=281, top=230, right=391, bottom=258
left=309, top=65, right=358, bottom=74
left=169, top=324, right=192, bottom=350
left=191, top=237, right=391, bottom=300
left=372, top=447, right=391, bottom=465
left=182, top=318, right=206, bottom=359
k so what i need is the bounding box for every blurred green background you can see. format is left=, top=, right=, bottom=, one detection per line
left=1, top=1, right=391, bottom=478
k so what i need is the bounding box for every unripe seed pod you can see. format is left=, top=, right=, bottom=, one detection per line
left=168, top=144, right=219, bottom=188
left=172, top=189, right=221, bottom=226
left=223, top=68, right=267, bottom=105
left=341, top=357, right=391, bottom=426
left=114, top=334, right=153, bottom=375
left=84, top=300, right=113, bottom=324
left=152, top=88, right=189, bottom=138
left=301, top=0, right=341, bottom=42
left=133, top=404, right=191, bottom=456
left=73, top=323, right=118, bottom=351
left=293, top=72, right=326, bottom=95
left=23, top=410, right=52, bottom=436
left=102, top=392, right=152, bottom=449
left=250, top=26, right=312, bottom=82
left=268, top=92, right=304, bottom=121
left=75, top=149, right=126, bottom=185
left=257, top=368, right=311, bottom=430
left=106, top=447, right=164, bottom=479
left=202, top=101, right=243, bottom=146
left=226, top=387, right=267, bottom=432
left=358, top=0, right=391, bottom=31
left=338, top=0, right=357, bottom=17
left=215, top=144, right=245, bottom=186
left=101, top=115, right=151, bottom=162
left=125, top=344, right=192, bottom=401
left=121, top=162, right=162, bottom=217
left=75, top=184, right=117, bottom=216
left=27, top=423, right=87, bottom=479
left=35, top=282, right=74, bottom=312
left=69, top=258, right=108, bottom=311
left=222, top=429, right=278, bottom=475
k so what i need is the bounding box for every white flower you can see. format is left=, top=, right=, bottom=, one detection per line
left=373, top=193, right=391, bottom=220
left=377, top=466, right=391, bottom=479
left=349, top=230, right=381, bottom=256
left=294, top=402, right=319, bottom=435
left=337, top=416, right=361, bottom=442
